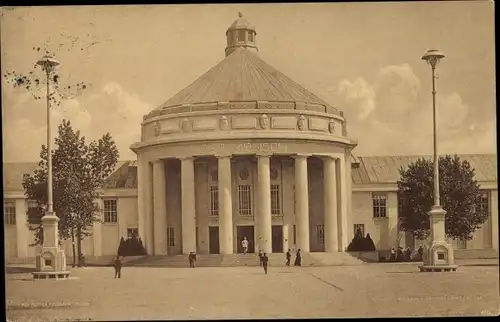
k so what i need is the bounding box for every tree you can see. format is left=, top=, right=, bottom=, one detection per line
left=22, top=120, right=119, bottom=266
left=397, top=155, right=488, bottom=241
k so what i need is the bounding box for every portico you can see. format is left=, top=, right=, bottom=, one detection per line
left=130, top=14, right=357, bottom=256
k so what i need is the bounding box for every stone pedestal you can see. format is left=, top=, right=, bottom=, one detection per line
left=33, top=213, right=70, bottom=279
left=419, top=206, right=458, bottom=272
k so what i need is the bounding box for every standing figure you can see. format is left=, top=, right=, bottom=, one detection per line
left=188, top=252, right=197, bottom=268
left=390, top=246, right=396, bottom=261
left=258, top=249, right=264, bottom=267
left=406, top=246, right=412, bottom=261
left=262, top=253, right=269, bottom=274
left=242, top=237, right=249, bottom=254
left=294, top=249, right=302, bottom=267
left=285, top=249, right=291, bottom=266
left=417, top=246, right=424, bottom=261
left=114, top=256, right=122, bottom=279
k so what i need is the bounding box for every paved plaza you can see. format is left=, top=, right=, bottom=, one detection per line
left=5, top=261, right=499, bottom=321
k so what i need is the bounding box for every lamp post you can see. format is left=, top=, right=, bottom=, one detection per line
left=32, top=55, right=70, bottom=279
left=37, top=55, right=59, bottom=216
left=419, top=49, right=457, bottom=272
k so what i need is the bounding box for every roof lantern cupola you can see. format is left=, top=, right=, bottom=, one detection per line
left=225, top=12, right=258, bottom=57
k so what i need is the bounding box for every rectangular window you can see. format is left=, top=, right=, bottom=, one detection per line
left=237, top=30, right=245, bottom=42
left=248, top=32, right=254, bottom=42
left=293, top=225, right=297, bottom=245
left=103, top=199, right=118, bottom=223
left=372, top=193, right=387, bottom=218
left=316, top=225, right=325, bottom=244
left=458, top=238, right=467, bottom=249
left=127, top=228, right=138, bottom=239
left=209, top=186, right=219, bottom=216
left=4, top=201, right=16, bottom=225
left=354, top=224, right=365, bottom=237
left=196, top=227, right=199, bottom=249
left=167, top=227, right=175, bottom=247
left=27, top=200, right=41, bottom=223
left=480, top=191, right=489, bottom=214
left=238, top=184, right=252, bottom=215
left=271, top=184, right=281, bottom=215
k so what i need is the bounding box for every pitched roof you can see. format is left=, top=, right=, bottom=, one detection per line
left=152, top=48, right=336, bottom=114
left=352, top=154, right=497, bottom=184
left=2, top=161, right=133, bottom=192
left=3, top=162, right=39, bottom=191
left=3, top=154, right=496, bottom=191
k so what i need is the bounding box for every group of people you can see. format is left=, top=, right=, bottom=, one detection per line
left=257, top=248, right=302, bottom=274
left=389, top=245, right=424, bottom=262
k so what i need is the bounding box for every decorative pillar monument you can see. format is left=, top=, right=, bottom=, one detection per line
left=33, top=56, right=70, bottom=279
left=419, top=49, right=457, bottom=272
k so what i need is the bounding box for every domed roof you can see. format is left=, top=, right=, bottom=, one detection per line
left=227, top=12, right=255, bottom=33
left=145, top=15, right=339, bottom=120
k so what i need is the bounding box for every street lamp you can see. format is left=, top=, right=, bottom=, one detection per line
left=32, top=55, right=70, bottom=279
left=419, top=49, right=457, bottom=272
left=36, top=55, right=59, bottom=216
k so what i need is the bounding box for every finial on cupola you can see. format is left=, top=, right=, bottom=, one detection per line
left=238, top=12, right=243, bottom=18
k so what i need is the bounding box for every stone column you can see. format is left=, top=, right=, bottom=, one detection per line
left=335, top=154, right=349, bottom=251
left=323, top=156, right=338, bottom=253
left=181, top=157, right=197, bottom=254
left=281, top=160, right=294, bottom=252
left=92, top=198, right=103, bottom=257
left=137, top=154, right=153, bottom=254
left=15, top=199, right=28, bottom=259
left=218, top=155, right=234, bottom=254
left=257, top=154, right=273, bottom=254
left=491, top=190, right=498, bottom=250
left=153, top=160, right=168, bottom=255
left=294, top=154, right=310, bottom=252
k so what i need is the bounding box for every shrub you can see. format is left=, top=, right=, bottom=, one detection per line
left=347, top=229, right=377, bottom=252
left=116, top=236, right=147, bottom=256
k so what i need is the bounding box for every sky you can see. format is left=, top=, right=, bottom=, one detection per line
left=1, top=2, right=496, bottom=162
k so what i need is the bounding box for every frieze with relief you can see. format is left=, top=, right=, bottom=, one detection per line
left=297, top=115, right=307, bottom=131
left=259, top=114, right=269, bottom=129
left=181, top=118, right=192, bottom=132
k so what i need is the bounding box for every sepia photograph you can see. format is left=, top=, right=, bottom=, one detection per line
left=2, top=2, right=498, bottom=320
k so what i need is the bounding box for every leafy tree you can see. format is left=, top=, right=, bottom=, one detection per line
left=397, top=155, right=488, bottom=241
left=22, top=120, right=119, bottom=266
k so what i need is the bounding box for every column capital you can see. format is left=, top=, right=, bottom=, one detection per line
left=292, top=153, right=311, bottom=159
left=152, top=159, right=165, bottom=164
left=215, top=154, right=232, bottom=159
left=318, top=154, right=338, bottom=161
left=179, top=156, right=194, bottom=161
left=256, top=153, right=272, bottom=158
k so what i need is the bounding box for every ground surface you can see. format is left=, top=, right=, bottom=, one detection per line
left=5, top=260, right=499, bottom=321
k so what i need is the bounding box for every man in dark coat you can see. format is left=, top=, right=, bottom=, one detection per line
left=262, top=253, right=269, bottom=274
left=294, top=249, right=302, bottom=266
left=114, top=256, right=122, bottom=278
left=258, top=249, right=264, bottom=267
left=188, top=252, right=197, bottom=268
left=285, top=249, right=291, bottom=266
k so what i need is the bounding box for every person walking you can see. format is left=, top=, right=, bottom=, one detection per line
left=294, top=249, right=302, bottom=267
left=258, top=249, right=264, bottom=267
left=242, top=237, right=249, bottom=254
left=188, top=252, right=197, bottom=268
left=114, top=256, right=122, bottom=279
left=285, top=249, right=291, bottom=266
left=262, top=253, right=269, bottom=274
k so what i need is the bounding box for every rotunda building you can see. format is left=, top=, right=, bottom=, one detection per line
left=131, top=14, right=357, bottom=256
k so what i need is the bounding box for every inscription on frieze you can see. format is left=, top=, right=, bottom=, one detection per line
left=204, top=142, right=288, bottom=154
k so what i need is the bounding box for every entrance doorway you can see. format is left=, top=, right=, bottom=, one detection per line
left=209, top=226, right=220, bottom=254
left=272, top=225, right=284, bottom=253
left=237, top=226, right=255, bottom=253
